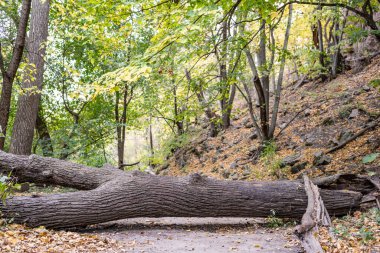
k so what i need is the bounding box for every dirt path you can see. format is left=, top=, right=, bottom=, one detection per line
left=85, top=218, right=302, bottom=253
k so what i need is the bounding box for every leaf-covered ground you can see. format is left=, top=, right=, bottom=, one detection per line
left=160, top=56, right=380, bottom=182
left=320, top=208, right=380, bottom=252
left=0, top=209, right=379, bottom=252
left=0, top=223, right=124, bottom=253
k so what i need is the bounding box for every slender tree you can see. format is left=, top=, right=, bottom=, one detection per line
left=9, top=0, right=50, bottom=155
left=0, top=0, right=32, bottom=150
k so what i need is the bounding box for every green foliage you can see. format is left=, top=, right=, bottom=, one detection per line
left=362, top=153, right=379, bottom=164
left=260, top=141, right=282, bottom=177
left=0, top=174, right=20, bottom=204
left=150, top=131, right=194, bottom=166
left=265, top=209, right=284, bottom=228
left=1, top=0, right=375, bottom=168
left=369, top=79, right=380, bottom=91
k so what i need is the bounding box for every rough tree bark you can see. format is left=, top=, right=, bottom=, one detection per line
left=295, top=175, right=331, bottom=252
left=0, top=0, right=32, bottom=150
left=0, top=151, right=369, bottom=229
left=35, top=108, right=53, bottom=157
left=10, top=0, right=50, bottom=155
left=269, top=4, right=293, bottom=138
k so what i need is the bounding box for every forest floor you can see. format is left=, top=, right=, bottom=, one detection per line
left=0, top=57, right=380, bottom=252
left=160, top=56, right=380, bottom=182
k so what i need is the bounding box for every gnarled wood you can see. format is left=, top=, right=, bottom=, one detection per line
left=0, top=151, right=367, bottom=229
left=295, top=175, right=331, bottom=252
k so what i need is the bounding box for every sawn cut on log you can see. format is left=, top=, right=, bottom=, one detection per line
left=0, top=151, right=376, bottom=229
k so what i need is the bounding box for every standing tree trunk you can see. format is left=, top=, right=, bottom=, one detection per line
left=0, top=151, right=369, bottom=229
left=115, top=82, right=134, bottom=168
left=9, top=0, right=50, bottom=155
left=317, top=15, right=327, bottom=82
left=0, top=0, right=32, bottom=150
left=257, top=20, right=270, bottom=120
left=269, top=4, right=293, bottom=138
left=35, top=107, right=53, bottom=157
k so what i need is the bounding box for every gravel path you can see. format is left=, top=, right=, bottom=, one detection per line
left=86, top=218, right=302, bottom=253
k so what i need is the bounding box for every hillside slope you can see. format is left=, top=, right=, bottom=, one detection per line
left=159, top=56, right=380, bottom=181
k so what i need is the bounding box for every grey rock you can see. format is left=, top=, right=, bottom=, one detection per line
left=245, top=122, right=254, bottom=128
left=367, top=136, right=380, bottom=149
left=322, top=117, right=334, bottom=126
left=313, top=151, right=332, bottom=166
left=349, top=109, right=359, bottom=119
left=291, top=162, right=308, bottom=174
left=338, top=130, right=353, bottom=143
left=304, top=109, right=311, bottom=117
left=249, top=132, right=258, bottom=140
left=363, top=85, right=371, bottom=92
left=305, top=137, right=314, bottom=146
left=229, top=162, right=238, bottom=170
left=230, top=173, right=239, bottom=180
left=280, top=154, right=302, bottom=168
left=242, top=165, right=251, bottom=176
left=222, top=169, right=231, bottom=179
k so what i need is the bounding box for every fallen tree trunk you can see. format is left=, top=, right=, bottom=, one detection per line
left=295, top=175, right=331, bottom=252
left=0, top=151, right=369, bottom=229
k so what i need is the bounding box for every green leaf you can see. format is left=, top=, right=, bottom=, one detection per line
left=362, top=153, right=379, bottom=164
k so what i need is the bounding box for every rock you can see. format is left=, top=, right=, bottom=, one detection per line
left=328, top=138, right=340, bottom=147
left=367, top=136, right=380, bottom=149
left=160, top=163, right=170, bottom=171
left=349, top=109, right=359, bottom=119
left=242, top=165, right=251, bottom=176
left=287, top=142, right=297, bottom=150
left=230, top=173, right=239, bottom=180
left=229, top=162, right=238, bottom=170
left=304, top=109, right=311, bottom=117
left=178, top=158, right=187, bottom=168
left=304, top=137, right=314, bottom=146
left=313, top=151, right=332, bottom=166
left=280, top=123, right=287, bottom=129
left=249, top=132, right=258, bottom=140
left=322, top=117, right=334, bottom=126
left=245, top=122, right=254, bottom=128
left=290, top=162, right=308, bottom=174
left=338, top=130, right=353, bottom=143
left=222, top=169, right=231, bottom=179
left=280, top=154, right=302, bottom=168
left=212, top=156, right=218, bottom=163
left=211, top=167, right=219, bottom=173
left=363, top=85, right=371, bottom=92
left=233, top=139, right=241, bottom=145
